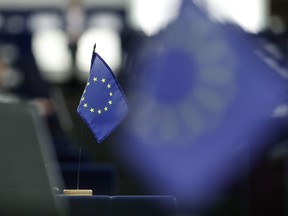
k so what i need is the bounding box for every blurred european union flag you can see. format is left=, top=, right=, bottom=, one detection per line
left=114, top=0, right=288, bottom=212
left=77, top=46, right=129, bottom=143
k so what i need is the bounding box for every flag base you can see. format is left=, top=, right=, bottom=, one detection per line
left=63, top=189, right=93, bottom=196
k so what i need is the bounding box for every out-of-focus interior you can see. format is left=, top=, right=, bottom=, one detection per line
left=0, top=0, right=288, bottom=215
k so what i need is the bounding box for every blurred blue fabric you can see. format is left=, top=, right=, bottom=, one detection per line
left=114, top=0, right=288, bottom=211
left=77, top=51, right=129, bottom=143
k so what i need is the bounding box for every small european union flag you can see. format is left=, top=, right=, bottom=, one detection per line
left=77, top=48, right=129, bottom=143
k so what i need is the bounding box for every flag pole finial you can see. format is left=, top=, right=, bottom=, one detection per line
left=93, top=43, right=96, bottom=53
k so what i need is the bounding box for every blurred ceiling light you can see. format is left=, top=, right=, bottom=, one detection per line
left=0, top=13, right=4, bottom=30
left=128, top=0, right=181, bottom=36
left=87, top=13, right=123, bottom=32
left=269, top=15, right=286, bottom=34
left=0, top=0, right=64, bottom=9
left=83, top=0, right=126, bottom=8
left=28, top=13, right=63, bottom=32
left=6, top=15, right=25, bottom=34
left=32, top=29, right=72, bottom=83
left=76, top=27, right=121, bottom=81
left=206, top=0, right=268, bottom=33
left=0, top=44, right=19, bottom=65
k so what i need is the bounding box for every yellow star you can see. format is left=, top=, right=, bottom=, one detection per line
left=83, top=103, right=88, bottom=108
left=90, top=108, right=94, bottom=113
left=109, top=92, right=113, bottom=97
left=104, top=107, right=108, bottom=111
left=87, top=82, right=90, bottom=86
left=93, top=77, right=98, bottom=82
left=101, top=78, right=106, bottom=83
left=84, top=89, right=86, bottom=93
left=97, top=109, right=102, bottom=114
left=81, top=97, right=85, bottom=101
left=108, top=100, right=112, bottom=105
left=107, top=84, right=111, bottom=89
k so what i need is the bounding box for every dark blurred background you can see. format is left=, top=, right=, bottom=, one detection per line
left=0, top=0, right=288, bottom=215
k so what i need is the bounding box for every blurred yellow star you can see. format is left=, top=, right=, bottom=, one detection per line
left=101, top=78, right=106, bottom=83
left=104, top=107, right=108, bottom=111
left=97, top=109, right=102, bottom=114
left=90, top=108, right=94, bottom=113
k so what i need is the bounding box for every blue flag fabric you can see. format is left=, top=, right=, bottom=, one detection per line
left=77, top=51, right=129, bottom=143
left=114, top=0, right=288, bottom=211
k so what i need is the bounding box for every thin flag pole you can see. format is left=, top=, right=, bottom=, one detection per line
left=76, top=122, right=84, bottom=189
left=76, top=43, right=97, bottom=190
left=90, top=43, right=97, bottom=70
left=93, top=43, right=96, bottom=54
left=63, top=44, right=97, bottom=196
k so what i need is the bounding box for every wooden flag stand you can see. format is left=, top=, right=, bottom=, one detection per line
left=63, top=189, right=93, bottom=196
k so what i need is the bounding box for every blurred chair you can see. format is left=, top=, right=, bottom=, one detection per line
left=0, top=101, right=68, bottom=216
